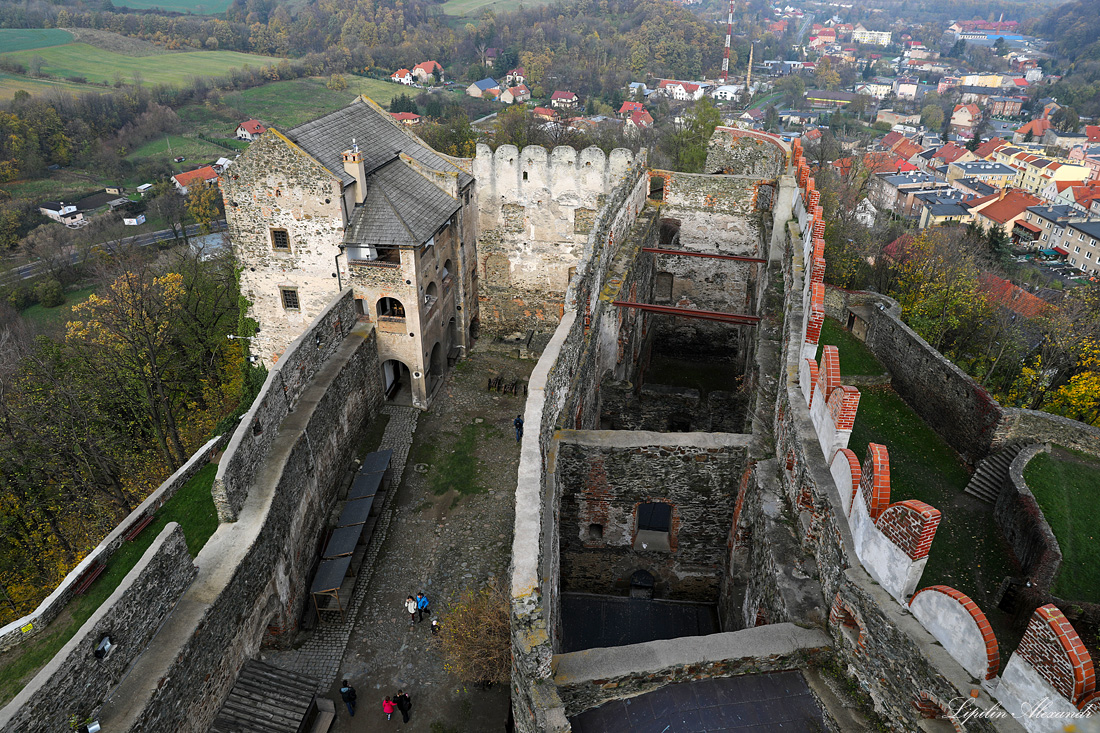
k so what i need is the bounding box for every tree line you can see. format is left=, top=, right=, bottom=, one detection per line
left=0, top=245, right=259, bottom=625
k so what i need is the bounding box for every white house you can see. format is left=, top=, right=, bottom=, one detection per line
left=411, top=61, right=444, bottom=84
left=391, top=68, right=413, bottom=85
left=123, top=214, right=147, bottom=226
left=235, top=120, right=266, bottom=141
left=39, top=201, right=83, bottom=226
left=710, top=85, right=743, bottom=102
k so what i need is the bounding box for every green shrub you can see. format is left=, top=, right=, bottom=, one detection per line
left=34, top=278, right=64, bottom=308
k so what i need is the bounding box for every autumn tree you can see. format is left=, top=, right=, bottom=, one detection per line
left=815, top=57, right=841, bottom=91
left=186, top=181, right=224, bottom=235
left=439, top=580, right=511, bottom=685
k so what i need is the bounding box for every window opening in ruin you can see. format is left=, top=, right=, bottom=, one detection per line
left=252, top=420, right=263, bottom=436
left=658, top=218, right=681, bottom=246
left=280, top=288, right=300, bottom=310
left=271, top=229, right=291, bottom=252
left=655, top=272, right=673, bottom=303
left=587, top=523, right=603, bottom=541
left=648, top=175, right=664, bottom=201
left=629, top=569, right=655, bottom=599
left=355, top=299, right=366, bottom=317
left=523, top=171, right=528, bottom=181
left=424, top=282, right=439, bottom=310
left=634, top=502, right=672, bottom=552
left=377, top=297, right=406, bottom=319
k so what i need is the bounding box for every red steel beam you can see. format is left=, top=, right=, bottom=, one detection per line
left=612, top=301, right=761, bottom=324
left=642, top=246, right=767, bottom=264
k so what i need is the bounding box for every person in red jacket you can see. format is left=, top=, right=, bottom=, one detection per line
left=383, top=696, right=396, bottom=721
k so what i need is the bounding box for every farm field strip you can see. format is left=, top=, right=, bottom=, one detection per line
left=0, top=44, right=281, bottom=87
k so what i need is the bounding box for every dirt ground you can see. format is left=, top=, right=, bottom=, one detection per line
left=328, top=349, right=532, bottom=733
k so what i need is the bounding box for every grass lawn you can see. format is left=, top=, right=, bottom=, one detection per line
left=849, top=386, right=1021, bottom=658
left=20, top=285, right=96, bottom=333
left=0, top=44, right=280, bottom=88
left=816, top=317, right=885, bottom=376
left=0, top=462, right=219, bottom=706
left=1024, top=449, right=1100, bottom=604
left=128, top=134, right=235, bottom=169
left=0, top=29, right=73, bottom=53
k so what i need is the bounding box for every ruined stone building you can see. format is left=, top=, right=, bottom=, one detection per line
left=222, top=97, right=478, bottom=408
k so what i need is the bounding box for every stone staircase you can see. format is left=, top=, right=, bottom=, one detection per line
left=963, top=443, right=1028, bottom=504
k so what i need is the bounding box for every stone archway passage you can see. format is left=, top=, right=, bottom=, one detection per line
left=382, top=360, right=412, bottom=404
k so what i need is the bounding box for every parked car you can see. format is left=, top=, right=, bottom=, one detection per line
left=174, top=156, right=186, bottom=163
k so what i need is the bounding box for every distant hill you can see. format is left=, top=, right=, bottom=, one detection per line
left=1033, top=0, right=1100, bottom=61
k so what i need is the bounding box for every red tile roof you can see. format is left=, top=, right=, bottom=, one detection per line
left=390, top=112, right=421, bottom=122
left=1086, top=125, right=1100, bottom=143
left=392, top=68, right=411, bottom=77
left=619, top=101, right=645, bottom=114
left=893, top=139, right=924, bottom=160
left=532, top=106, right=557, bottom=117
left=412, top=61, right=443, bottom=75
left=979, top=273, right=1049, bottom=318
left=933, top=143, right=970, bottom=164
left=974, top=137, right=1007, bottom=159
left=551, top=91, right=577, bottom=101
left=628, top=109, right=654, bottom=128
left=172, top=166, right=219, bottom=188
left=1016, top=119, right=1050, bottom=138
left=238, top=119, right=265, bottom=134
left=971, top=189, right=1042, bottom=224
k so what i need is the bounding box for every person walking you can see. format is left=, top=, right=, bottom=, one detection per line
left=383, top=696, right=396, bottom=721
left=395, top=690, right=412, bottom=723
left=405, top=596, right=417, bottom=625
left=430, top=618, right=440, bottom=636
left=513, top=415, right=524, bottom=442
left=340, top=680, right=357, bottom=717
left=416, top=592, right=430, bottom=622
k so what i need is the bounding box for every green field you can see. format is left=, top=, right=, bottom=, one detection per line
left=0, top=44, right=280, bottom=87
left=112, top=0, right=232, bottom=13
left=0, top=71, right=99, bottom=101
left=0, top=28, right=73, bottom=53
left=440, top=0, right=542, bottom=16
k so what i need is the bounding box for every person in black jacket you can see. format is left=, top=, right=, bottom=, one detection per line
left=340, top=680, right=357, bottom=717
left=395, top=690, right=412, bottom=723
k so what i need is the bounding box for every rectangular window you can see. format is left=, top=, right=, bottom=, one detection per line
left=280, top=288, right=300, bottom=310
left=1088, top=252, right=1093, bottom=260
left=1075, top=246, right=1081, bottom=253
left=271, top=229, right=291, bottom=252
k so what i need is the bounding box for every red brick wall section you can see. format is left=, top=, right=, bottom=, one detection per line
left=828, top=385, right=861, bottom=431
left=829, top=592, right=866, bottom=648
left=804, top=358, right=819, bottom=407
left=1016, top=603, right=1096, bottom=704
left=1079, top=691, right=1100, bottom=715
left=819, top=345, right=841, bottom=397
left=835, top=448, right=861, bottom=514
left=909, top=585, right=1000, bottom=679
left=912, top=691, right=964, bottom=732
left=806, top=282, right=825, bottom=346
left=876, top=499, right=941, bottom=561
left=860, top=443, right=891, bottom=520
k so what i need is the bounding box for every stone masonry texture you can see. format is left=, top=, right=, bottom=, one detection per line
left=0, top=524, right=195, bottom=732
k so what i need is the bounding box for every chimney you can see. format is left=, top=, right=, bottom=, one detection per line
left=342, top=139, right=367, bottom=205
left=999, top=187, right=1007, bottom=201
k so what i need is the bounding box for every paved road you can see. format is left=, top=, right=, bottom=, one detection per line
left=0, top=219, right=227, bottom=286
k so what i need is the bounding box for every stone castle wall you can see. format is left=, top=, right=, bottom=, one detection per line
left=0, top=525, right=196, bottom=732
left=92, top=290, right=383, bottom=732
left=473, top=144, right=635, bottom=335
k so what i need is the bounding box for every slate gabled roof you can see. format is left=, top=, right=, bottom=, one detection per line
left=284, top=98, right=472, bottom=189
left=343, top=158, right=461, bottom=249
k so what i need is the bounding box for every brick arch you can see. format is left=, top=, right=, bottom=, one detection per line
left=817, top=345, right=841, bottom=397
left=860, top=443, right=891, bottom=520
left=827, top=385, right=860, bottom=431
left=913, top=691, right=964, bottom=732
left=910, top=585, right=999, bottom=680
left=1018, top=604, right=1096, bottom=704
left=876, top=500, right=941, bottom=561
left=631, top=499, right=679, bottom=551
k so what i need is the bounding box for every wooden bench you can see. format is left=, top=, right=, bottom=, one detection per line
left=74, top=562, right=106, bottom=595
left=123, top=514, right=155, bottom=541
